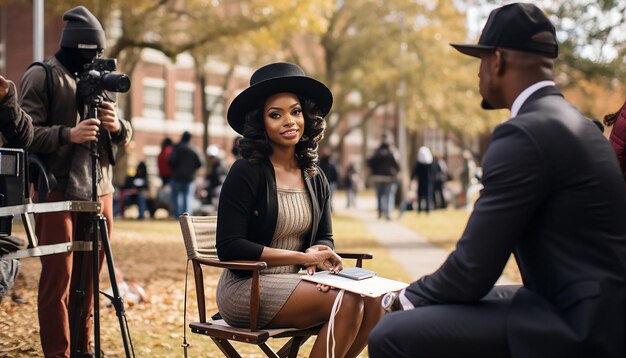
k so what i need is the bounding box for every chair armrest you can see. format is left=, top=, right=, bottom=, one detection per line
left=336, top=252, right=373, bottom=260
left=194, top=257, right=266, bottom=331
left=195, top=257, right=267, bottom=271
left=336, top=252, right=373, bottom=268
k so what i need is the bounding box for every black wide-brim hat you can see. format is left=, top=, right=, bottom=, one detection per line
left=227, top=62, right=333, bottom=135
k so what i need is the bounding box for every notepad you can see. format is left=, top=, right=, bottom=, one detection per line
left=301, top=271, right=408, bottom=298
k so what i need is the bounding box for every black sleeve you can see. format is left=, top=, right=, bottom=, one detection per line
left=216, top=160, right=267, bottom=261
left=312, top=171, right=334, bottom=249
left=0, top=81, right=33, bottom=149
left=404, top=123, right=547, bottom=306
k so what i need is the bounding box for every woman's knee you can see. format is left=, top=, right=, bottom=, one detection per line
left=337, top=292, right=365, bottom=318
left=363, top=296, right=382, bottom=311
left=363, top=296, right=384, bottom=322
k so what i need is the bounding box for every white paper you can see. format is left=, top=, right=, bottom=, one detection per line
left=301, top=271, right=408, bottom=298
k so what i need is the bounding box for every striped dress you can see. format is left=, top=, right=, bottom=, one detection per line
left=216, top=188, right=312, bottom=328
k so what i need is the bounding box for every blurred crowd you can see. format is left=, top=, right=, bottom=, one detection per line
left=113, top=131, right=237, bottom=220
left=112, top=129, right=475, bottom=221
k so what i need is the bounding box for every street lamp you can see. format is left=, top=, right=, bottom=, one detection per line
left=33, top=0, right=44, bottom=61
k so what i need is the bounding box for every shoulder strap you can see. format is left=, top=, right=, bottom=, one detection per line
left=26, top=61, right=53, bottom=118
left=25, top=61, right=56, bottom=201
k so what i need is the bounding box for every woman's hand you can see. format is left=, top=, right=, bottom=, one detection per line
left=316, top=283, right=332, bottom=293
left=303, top=245, right=343, bottom=275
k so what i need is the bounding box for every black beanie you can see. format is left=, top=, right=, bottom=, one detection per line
left=59, top=6, right=106, bottom=50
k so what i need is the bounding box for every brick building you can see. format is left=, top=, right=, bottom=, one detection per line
left=2, top=3, right=471, bottom=209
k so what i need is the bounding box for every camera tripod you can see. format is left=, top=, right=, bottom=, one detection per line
left=69, top=99, right=134, bottom=358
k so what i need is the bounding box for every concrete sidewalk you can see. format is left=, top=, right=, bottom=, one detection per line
left=333, top=191, right=512, bottom=284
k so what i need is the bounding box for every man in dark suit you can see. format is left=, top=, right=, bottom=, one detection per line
left=369, top=3, right=626, bottom=358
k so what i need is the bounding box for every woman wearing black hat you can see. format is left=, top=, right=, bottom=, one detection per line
left=216, top=62, right=382, bottom=357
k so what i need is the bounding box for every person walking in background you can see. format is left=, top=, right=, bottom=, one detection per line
left=367, top=133, right=400, bottom=220
left=411, top=146, right=434, bottom=214
left=121, top=161, right=149, bottom=220
left=603, top=100, right=626, bottom=181
left=370, top=3, right=626, bottom=357
left=344, top=162, right=361, bottom=208
left=204, top=145, right=227, bottom=209
left=219, top=62, right=383, bottom=357
left=318, top=146, right=340, bottom=211
left=156, top=137, right=174, bottom=216
left=168, top=131, right=203, bottom=218
left=19, top=6, right=133, bottom=356
left=157, top=137, right=173, bottom=185
left=432, top=155, right=449, bottom=209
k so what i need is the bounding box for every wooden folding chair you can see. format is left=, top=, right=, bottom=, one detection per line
left=179, top=213, right=372, bottom=358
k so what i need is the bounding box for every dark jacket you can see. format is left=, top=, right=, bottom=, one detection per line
left=0, top=81, right=33, bottom=149
left=404, top=87, right=626, bottom=358
left=367, top=144, right=400, bottom=181
left=216, top=159, right=333, bottom=277
left=168, top=141, right=202, bottom=182
left=19, top=56, right=132, bottom=197
left=319, top=155, right=339, bottom=184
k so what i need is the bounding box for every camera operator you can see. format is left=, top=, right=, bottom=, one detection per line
left=19, top=6, right=132, bottom=357
left=0, top=74, right=32, bottom=301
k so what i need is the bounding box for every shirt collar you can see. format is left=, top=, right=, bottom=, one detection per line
left=510, top=80, right=556, bottom=117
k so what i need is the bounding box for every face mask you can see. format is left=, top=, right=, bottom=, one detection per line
left=79, top=49, right=102, bottom=62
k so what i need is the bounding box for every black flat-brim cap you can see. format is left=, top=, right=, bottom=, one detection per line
left=450, top=2, right=558, bottom=59
left=227, top=62, right=333, bottom=136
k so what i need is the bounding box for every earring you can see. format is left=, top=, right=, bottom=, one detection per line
left=300, top=135, right=309, bottom=142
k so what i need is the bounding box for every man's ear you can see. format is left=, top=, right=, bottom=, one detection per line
left=494, top=50, right=506, bottom=76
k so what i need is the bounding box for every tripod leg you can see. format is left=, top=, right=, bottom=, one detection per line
left=97, top=214, right=134, bottom=358
left=69, top=248, right=89, bottom=358
left=92, top=213, right=101, bottom=358
left=69, top=213, right=95, bottom=358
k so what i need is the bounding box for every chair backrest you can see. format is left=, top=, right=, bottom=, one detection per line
left=179, top=213, right=218, bottom=260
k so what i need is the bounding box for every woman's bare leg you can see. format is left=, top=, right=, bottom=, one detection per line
left=267, top=281, right=365, bottom=357
left=345, top=296, right=384, bottom=358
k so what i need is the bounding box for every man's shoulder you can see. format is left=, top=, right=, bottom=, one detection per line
left=23, top=57, right=65, bottom=77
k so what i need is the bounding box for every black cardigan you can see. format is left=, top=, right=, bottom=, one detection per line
left=216, top=158, right=334, bottom=276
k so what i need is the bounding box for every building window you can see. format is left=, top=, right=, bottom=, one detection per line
left=175, top=82, right=196, bottom=121
left=206, top=86, right=226, bottom=130
left=143, top=78, right=165, bottom=120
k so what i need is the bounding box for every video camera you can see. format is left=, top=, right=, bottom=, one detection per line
left=77, top=58, right=131, bottom=105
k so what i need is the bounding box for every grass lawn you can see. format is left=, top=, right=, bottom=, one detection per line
left=398, top=207, right=522, bottom=283
left=1, top=213, right=407, bottom=357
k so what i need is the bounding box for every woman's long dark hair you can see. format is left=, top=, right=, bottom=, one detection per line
left=237, top=95, right=326, bottom=178
left=604, top=101, right=626, bottom=127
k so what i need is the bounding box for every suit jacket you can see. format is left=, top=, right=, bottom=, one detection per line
left=216, top=158, right=334, bottom=277
left=404, top=86, right=626, bottom=358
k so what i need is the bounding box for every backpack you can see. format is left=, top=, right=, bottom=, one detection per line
left=25, top=61, right=57, bottom=202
